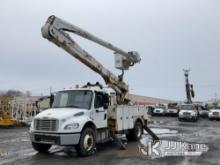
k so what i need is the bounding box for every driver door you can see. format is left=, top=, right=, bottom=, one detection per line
left=92, top=92, right=108, bottom=128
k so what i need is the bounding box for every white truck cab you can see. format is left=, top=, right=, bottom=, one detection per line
left=209, top=107, right=220, bottom=120
left=166, top=103, right=179, bottom=116
left=153, top=104, right=167, bottom=116
left=30, top=87, right=149, bottom=156
left=178, top=104, right=199, bottom=122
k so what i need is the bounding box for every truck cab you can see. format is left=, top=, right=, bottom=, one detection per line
left=178, top=104, right=199, bottom=122
left=153, top=104, right=167, bottom=116
left=30, top=88, right=110, bottom=155
left=166, top=103, right=179, bottom=116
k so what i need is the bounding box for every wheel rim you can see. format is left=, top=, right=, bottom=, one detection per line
left=83, top=134, right=94, bottom=151
left=137, top=126, right=141, bottom=138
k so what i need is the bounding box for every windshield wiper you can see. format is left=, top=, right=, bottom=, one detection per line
left=53, top=105, right=80, bottom=108
left=65, top=105, right=80, bottom=108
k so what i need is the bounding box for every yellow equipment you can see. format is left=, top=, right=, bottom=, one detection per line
left=0, top=96, right=22, bottom=126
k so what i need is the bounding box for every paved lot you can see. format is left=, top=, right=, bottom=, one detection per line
left=0, top=117, right=220, bottom=165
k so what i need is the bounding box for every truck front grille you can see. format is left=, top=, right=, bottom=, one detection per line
left=213, top=112, right=219, bottom=116
left=183, top=112, right=191, bottom=116
left=34, top=119, right=58, bottom=131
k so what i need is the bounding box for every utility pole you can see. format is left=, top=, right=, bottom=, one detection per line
left=183, top=69, right=195, bottom=104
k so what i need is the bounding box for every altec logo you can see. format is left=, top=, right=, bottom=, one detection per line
left=138, top=140, right=208, bottom=159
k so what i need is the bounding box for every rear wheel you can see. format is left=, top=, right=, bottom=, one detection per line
left=75, top=127, right=96, bottom=157
left=32, top=142, right=51, bottom=152
left=126, top=121, right=143, bottom=141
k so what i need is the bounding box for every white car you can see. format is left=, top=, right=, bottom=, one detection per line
left=208, top=108, right=220, bottom=120
left=153, top=105, right=166, bottom=116
left=178, top=104, right=199, bottom=122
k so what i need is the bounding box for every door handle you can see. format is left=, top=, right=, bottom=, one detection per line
left=96, top=109, right=105, bottom=113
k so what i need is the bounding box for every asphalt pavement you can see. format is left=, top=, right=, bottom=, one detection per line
left=0, top=117, right=220, bottom=165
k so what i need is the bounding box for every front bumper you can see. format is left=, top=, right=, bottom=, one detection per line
left=153, top=110, right=164, bottom=114
left=166, top=110, right=178, bottom=114
left=179, top=115, right=196, bottom=119
left=30, top=132, right=80, bottom=145
left=209, top=115, right=220, bottom=120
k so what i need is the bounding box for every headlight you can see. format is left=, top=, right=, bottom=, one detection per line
left=30, top=121, right=34, bottom=131
left=64, top=123, right=79, bottom=130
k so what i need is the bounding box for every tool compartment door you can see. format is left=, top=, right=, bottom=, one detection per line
left=122, top=106, right=131, bottom=130
left=116, top=106, right=123, bottom=131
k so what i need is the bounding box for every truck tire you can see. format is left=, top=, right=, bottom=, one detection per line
left=75, top=127, right=96, bottom=157
left=32, top=142, right=51, bottom=152
left=126, top=121, right=143, bottom=141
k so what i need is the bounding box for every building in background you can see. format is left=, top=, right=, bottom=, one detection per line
left=128, top=94, right=175, bottom=106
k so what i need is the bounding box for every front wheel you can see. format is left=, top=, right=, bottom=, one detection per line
left=75, top=127, right=96, bottom=157
left=32, top=142, right=51, bottom=152
left=126, top=121, right=143, bottom=141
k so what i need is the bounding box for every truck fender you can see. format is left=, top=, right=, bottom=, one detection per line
left=81, top=121, right=96, bottom=132
left=134, top=117, right=145, bottom=127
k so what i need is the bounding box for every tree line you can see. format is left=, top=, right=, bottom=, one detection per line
left=0, top=90, right=31, bottom=97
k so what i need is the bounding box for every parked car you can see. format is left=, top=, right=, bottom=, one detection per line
left=208, top=107, right=220, bottom=120
left=153, top=104, right=166, bottom=116
left=178, top=104, right=199, bottom=122
left=165, top=103, right=179, bottom=116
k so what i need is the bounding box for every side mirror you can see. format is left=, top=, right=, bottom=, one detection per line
left=49, top=94, right=54, bottom=108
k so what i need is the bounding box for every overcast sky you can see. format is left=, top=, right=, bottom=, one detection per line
left=0, top=0, right=219, bottom=101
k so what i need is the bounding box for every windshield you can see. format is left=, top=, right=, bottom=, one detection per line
left=180, top=105, right=194, bottom=110
left=213, top=106, right=220, bottom=110
left=168, top=103, right=177, bottom=109
left=52, top=90, right=93, bottom=110
left=155, top=105, right=165, bottom=109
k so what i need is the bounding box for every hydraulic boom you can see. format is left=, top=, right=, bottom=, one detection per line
left=41, top=15, right=141, bottom=104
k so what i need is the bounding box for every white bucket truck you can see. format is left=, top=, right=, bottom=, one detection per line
left=30, top=15, right=157, bottom=156
left=30, top=87, right=149, bottom=156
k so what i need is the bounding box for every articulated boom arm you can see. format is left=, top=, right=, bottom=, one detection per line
left=41, top=15, right=141, bottom=104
